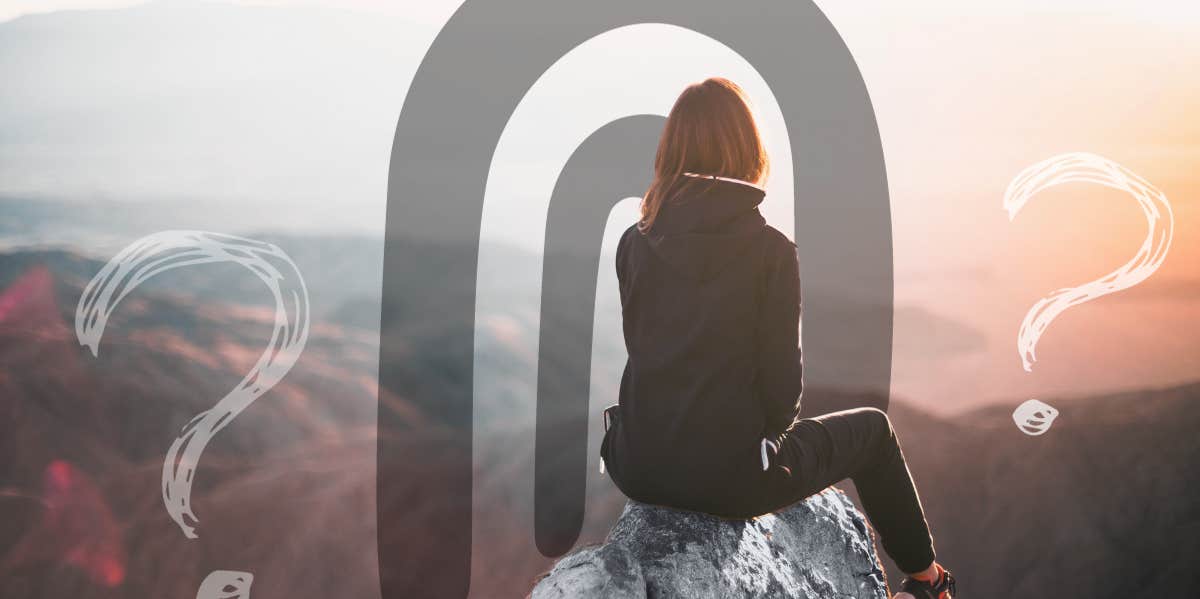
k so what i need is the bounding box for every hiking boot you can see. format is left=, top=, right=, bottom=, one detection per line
left=895, top=568, right=955, bottom=599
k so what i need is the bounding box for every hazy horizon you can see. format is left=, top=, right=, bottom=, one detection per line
left=1, top=0, right=1198, bottom=415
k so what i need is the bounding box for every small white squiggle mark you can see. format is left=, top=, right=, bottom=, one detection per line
left=1004, top=152, right=1174, bottom=372
left=196, top=570, right=253, bottom=599
left=74, top=231, right=308, bottom=598
left=1012, top=399, right=1059, bottom=436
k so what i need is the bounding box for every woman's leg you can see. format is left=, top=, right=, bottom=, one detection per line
left=767, top=407, right=936, bottom=575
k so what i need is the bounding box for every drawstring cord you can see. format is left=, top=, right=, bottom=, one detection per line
left=760, top=438, right=772, bottom=471
left=600, top=405, right=618, bottom=475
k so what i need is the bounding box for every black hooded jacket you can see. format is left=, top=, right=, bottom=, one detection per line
left=600, top=175, right=804, bottom=514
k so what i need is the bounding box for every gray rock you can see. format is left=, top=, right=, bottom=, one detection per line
left=529, top=542, right=645, bottom=599
left=532, top=488, right=888, bottom=599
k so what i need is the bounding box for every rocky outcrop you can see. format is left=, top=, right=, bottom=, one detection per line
left=531, top=488, right=888, bottom=599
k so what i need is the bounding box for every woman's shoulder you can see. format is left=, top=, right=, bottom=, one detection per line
left=615, top=223, right=642, bottom=271
left=616, top=223, right=641, bottom=254
left=619, top=222, right=641, bottom=243
left=760, top=223, right=797, bottom=252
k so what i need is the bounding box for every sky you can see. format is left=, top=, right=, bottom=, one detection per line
left=1, top=0, right=1197, bottom=412
left=5, top=0, right=1200, bottom=24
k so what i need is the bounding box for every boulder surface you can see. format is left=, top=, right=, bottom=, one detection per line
left=531, top=487, right=888, bottom=598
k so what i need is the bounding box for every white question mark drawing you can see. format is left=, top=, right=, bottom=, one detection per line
left=1004, top=152, right=1174, bottom=434
left=74, top=231, right=310, bottom=599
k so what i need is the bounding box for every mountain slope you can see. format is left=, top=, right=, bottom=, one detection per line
left=882, top=385, right=1200, bottom=597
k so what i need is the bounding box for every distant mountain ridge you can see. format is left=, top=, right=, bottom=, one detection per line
left=1, top=246, right=1197, bottom=597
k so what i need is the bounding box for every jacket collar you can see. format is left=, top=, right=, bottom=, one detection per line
left=682, top=171, right=766, bottom=192
left=650, top=174, right=766, bottom=236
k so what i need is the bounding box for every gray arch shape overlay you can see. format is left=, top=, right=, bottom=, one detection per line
left=379, top=2, right=891, bottom=597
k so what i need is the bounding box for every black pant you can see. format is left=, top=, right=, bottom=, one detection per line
left=605, top=406, right=936, bottom=574
left=762, top=407, right=935, bottom=574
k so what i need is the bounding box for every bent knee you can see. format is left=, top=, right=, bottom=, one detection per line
left=856, top=406, right=895, bottom=437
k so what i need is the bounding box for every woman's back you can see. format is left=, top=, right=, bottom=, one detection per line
left=601, top=175, right=803, bottom=513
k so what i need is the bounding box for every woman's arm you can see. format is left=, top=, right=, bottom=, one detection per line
left=615, top=225, right=637, bottom=302
left=757, top=240, right=804, bottom=436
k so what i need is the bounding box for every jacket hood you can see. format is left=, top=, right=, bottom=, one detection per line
left=645, top=176, right=767, bottom=280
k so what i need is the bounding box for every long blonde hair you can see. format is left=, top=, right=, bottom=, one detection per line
left=639, top=77, right=770, bottom=232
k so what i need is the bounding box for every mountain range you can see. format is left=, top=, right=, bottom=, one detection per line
left=0, top=245, right=1196, bottom=597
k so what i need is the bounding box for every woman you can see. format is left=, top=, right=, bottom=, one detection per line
left=599, top=78, right=955, bottom=599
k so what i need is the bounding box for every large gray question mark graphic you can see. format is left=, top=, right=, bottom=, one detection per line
left=380, top=0, right=891, bottom=596
left=74, top=230, right=310, bottom=599
left=1005, top=152, right=1174, bottom=435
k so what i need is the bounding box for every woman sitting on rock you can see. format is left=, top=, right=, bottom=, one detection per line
left=599, top=77, right=955, bottom=599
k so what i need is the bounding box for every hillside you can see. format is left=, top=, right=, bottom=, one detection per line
left=0, top=248, right=1197, bottom=598
left=882, top=385, right=1200, bottom=597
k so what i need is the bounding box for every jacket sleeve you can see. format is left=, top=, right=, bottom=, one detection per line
left=615, top=225, right=635, bottom=302
left=758, top=241, right=804, bottom=436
